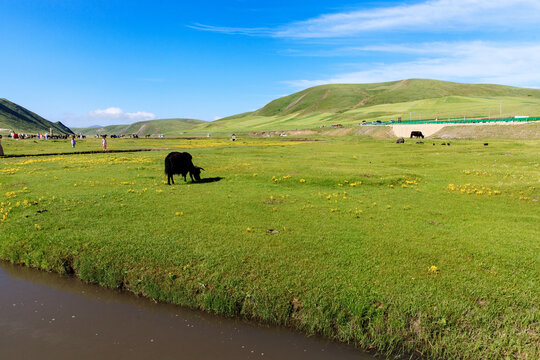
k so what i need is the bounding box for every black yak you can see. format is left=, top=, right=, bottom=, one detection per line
left=410, top=131, right=424, bottom=138
left=164, top=152, right=204, bottom=185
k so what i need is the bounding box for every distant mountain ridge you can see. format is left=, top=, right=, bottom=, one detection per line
left=0, top=98, right=74, bottom=134
left=72, top=118, right=207, bottom=136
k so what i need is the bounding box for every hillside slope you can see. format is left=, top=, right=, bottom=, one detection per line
left=0, top=98, right=73, bottom=134
left=197, top=79, right=540, bottom=133
left=256, top=79, right=540, bottom=116
left=72, top=118, right=207, bottom=136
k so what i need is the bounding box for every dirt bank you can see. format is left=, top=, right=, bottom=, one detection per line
left=432, top=122, right=540, bottom=139
left=389, top=121, right=540, bottom=139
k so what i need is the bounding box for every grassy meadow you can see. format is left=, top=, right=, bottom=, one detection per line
left=0, top=135, right=538, bottom=359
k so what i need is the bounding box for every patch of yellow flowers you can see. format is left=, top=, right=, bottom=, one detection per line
left=272, top=175, right=292, bottom=183
left=0, top=167, right=20, bottom=175
left=338, top=179, right=362, bottom=187
left=4, top=187, right=29, bottom=199
left=400, top=178, right=421, bottom=189
left=0, top=202, right=12, bottom=223
left=447, top=184, right=501, bottom=196
left=387, top=178, right=421, bottom=189
left=463, top=169, right=490, bottom=176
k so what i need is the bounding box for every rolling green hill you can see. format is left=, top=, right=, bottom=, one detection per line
left=72, top=118, right=207, bottom=137
left=0, top=98, right=73, bottom=135
left=195, top=79, right=540, bottom=133
left=255, top=79, right=540, bottom=116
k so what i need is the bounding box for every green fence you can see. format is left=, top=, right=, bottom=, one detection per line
left=366, top=117, right=540, bottom=126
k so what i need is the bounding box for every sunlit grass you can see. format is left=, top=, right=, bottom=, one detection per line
left=0, top=136, right=538, bottom=359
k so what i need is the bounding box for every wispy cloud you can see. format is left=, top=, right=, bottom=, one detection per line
left=187, top=1, right=540, bottom=92
left=187, top=23, right=272, bottom=36
left=88, top=107, right=156, bottom=122
left=192, top=0, right=540, bottom=38
left=276, top=0, right=540, bottom=38
left=286, top=42, right=540, bottom=88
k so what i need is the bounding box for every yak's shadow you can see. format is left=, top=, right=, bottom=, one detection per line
left=192, top=177, right=224, bottom=184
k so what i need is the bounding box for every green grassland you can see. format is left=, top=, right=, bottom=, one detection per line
left=0, top=136, right=538, bottom=359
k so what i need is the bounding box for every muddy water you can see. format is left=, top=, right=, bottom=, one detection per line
left=0, top=262, right=378, bottom=360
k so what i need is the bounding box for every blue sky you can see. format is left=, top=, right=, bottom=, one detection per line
left=2, top=0, right=540, bottom=127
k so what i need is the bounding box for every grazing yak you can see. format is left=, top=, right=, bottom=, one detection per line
left=410, top=131, right=424, bottom=138
left=165, top=152, right=204, bottom=185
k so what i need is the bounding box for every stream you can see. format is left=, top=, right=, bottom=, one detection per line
left=0, top=261, right=379, bottom=359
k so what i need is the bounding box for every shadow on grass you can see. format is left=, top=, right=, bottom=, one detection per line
left=192, top=177, right=224, bottom=184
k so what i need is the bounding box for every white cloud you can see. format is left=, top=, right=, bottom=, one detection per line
left=192, top=0, right=540, bottom=38
left=286, top=42, right=540, bottom=89
left=88, top=107, right=156, bottom=122
left=187, top=23, right=271, bottom=36
left=277, top=0, right=540, bottom=38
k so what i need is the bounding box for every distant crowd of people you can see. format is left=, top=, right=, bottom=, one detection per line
left=0, top=132, right=111, bottom=155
